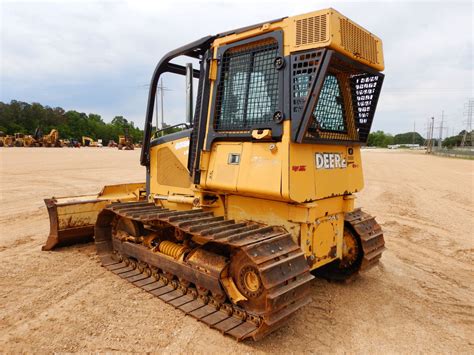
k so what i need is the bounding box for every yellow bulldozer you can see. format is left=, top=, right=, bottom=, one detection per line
left=0, top=131, right=5, bottom=147
left=13, top=133, right=25, bottom=147
left=42, top=8, right=385, bottom=341
left=13, top=133, right=37, bottom=147
left=118, top=129, right=134, bottom=150
left=118, top=135, right=134, bottom=150
left=24, top=135, right=37, bottom=147
left=0, top=133, right=15, bottom=147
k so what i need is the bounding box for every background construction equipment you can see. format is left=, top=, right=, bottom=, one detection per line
left=118, top=128, right=134, bottom=150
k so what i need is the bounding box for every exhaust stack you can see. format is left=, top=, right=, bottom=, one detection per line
left=185, top=63, right=193, bottom=125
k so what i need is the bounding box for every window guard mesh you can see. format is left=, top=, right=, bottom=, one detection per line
left=291, top=50, right=324, bottom=117
left=350, top=73, right=383, bottom=142
left=291, top=50, right=383, bottom=143
left=214, top=40, right=279, bottom=131
left=309, top=74, right=347, bottom=133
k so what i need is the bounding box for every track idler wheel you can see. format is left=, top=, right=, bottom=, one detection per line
left=340, top=227, right=362, bottom=270
left=229, top=250, right=266, bottom=315
left=240, top=266, right=263, bottom=298
left=113, top=216, right=143, bottom=240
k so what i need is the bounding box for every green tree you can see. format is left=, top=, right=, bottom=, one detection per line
left=367, top=130, right=394, bottom=147
left=393, top=132, right=424, bottom=145
left=442, top=130, right=472, bottom=148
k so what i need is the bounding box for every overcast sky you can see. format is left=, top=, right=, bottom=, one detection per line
left=1, top=0, right=473, bottom=136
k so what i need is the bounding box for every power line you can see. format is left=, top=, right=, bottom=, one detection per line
left=144, top=80, right=172, bottom=130
left=426, top=117, right=435, bottom=154
left=437, top=111, right=444, bottom=148
left=460, top=98, right=473, bottom=147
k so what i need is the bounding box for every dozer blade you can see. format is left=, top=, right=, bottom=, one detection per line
left=42, top=182, right=145, bottom=251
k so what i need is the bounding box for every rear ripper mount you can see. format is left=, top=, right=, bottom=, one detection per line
left=95, top=202, right=314, bottom=341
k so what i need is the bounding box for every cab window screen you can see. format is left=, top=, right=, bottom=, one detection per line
left=214, top=40, right=279, bottom=131
left=309, top=74, right=346, bottom=133
left=290, top=50, right=384, bottom=143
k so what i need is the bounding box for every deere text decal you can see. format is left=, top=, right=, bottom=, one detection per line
left=315, top=153, right=347, bottom=169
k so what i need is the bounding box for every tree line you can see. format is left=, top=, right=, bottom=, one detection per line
left=367, top=131, right=424, bottom=147
left=2, top=100, right=470, bottom=148
left=0, top=100, right=144, bottom=144
left=367, top=130, right=472, bottom=148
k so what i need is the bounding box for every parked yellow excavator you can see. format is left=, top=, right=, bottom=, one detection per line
left=42, top=8, right=385, bottom=341
left=82, top=136, right=103, bottom=147
left=37, top=129, right=61, bottom=147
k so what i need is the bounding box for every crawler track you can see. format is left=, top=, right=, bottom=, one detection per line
left=345, top=208, right=385, bottom=271
left=95, top=202, right=314, bottom=341
left=312, top=208, right=385, bottom=281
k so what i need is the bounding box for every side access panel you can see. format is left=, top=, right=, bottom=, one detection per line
left=289, top=144, right=363, bottom=202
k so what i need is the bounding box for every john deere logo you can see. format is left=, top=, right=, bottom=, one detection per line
left=315, top=153, right=347, bottom=169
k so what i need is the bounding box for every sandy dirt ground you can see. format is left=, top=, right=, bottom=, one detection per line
left=0, top=147, right=472, bottom=353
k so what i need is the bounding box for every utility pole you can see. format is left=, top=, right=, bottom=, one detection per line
left=426, top=117, right=435, bottom=153
left=461, top=98, right=473, bottom=147
left=412, top=121, right=416, bottom=144
left=425, top=118, right=431, bottom=146
left=438, top=110, right=444, bottom=148
left=430, top=117, right=435, bottom=152
left=151, top=79, right=172, bottom=131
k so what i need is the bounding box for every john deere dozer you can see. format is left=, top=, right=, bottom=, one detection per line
left=43, top=8, right=385, bottom=341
